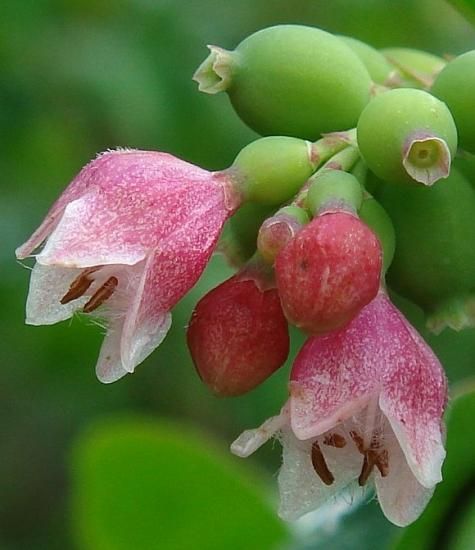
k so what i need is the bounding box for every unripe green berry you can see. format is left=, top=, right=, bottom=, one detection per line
left=357, top=88, right=457, bottom=185
left=382, top=47, right=446, bottom=88
left=340, top=36, right=393, bottom=85
left=229, top=136, right=316, bottom=205
left=431, top=51, right=475, bottom=154
left=358, top=196, right=395, bottom=275
left=306, top=170, right=363, bottom=215
left=194, top=25, right=372, bottom=140
left=379, top=167, right=475, bottom=332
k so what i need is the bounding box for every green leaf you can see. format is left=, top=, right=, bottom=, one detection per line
left=394, top=389, right=475, bottom=549
left=70, top=416, right=288, bottom=550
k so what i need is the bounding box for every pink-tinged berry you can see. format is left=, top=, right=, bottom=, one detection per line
left=187, top=267, right=289, bottom=396
left=275, top=212, right=382, bottom=334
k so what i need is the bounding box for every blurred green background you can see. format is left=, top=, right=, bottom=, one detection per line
left=2, top=1, right=475, bottom=548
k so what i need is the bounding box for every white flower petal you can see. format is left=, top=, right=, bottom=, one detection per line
left=95, top=320, right=129, bottom=384
left=231, top=410, right=288, bottom=458
left=278, top=426, right=362, bottom=521
left=25, top=263, right=87, bottom=325
left=375, top=426, right=434, bottom=527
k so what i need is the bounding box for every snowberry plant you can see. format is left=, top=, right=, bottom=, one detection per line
left=17, top=24, right=475, bottom=526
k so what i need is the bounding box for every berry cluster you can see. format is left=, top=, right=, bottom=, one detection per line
left=17, top=24, right=475, bottom=526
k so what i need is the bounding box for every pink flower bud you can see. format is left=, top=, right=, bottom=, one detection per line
left=187, top=270, right=289, bottom=396
left=16, top=149, right=239, bottom=383
left=275, top=211, right=382, bottom=334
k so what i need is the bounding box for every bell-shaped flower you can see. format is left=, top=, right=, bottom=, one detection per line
left=231, top=291, right=447, bottom=527
left=16, top=149, right=239, bottom=383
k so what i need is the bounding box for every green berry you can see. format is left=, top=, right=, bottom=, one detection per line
left=340, top=36, right=393, bottom=85
left=306, top=170, right=363, bottom=215
left=379, top=167, right=475, bottom=332
left=357, top=88, right=457, bottom=185
left=431, top=51, right=475, bottom=153
left=382, top=47, right=446, bottom=88
left=194, top=25, right=372, bottom=140
left=358, top=196, right=395, bottom=275
left=229, top=136, right=317, bottom=205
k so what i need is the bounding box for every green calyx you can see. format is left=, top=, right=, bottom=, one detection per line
left=358, top=196, right=395, bottom=276
left=306, top=170, right=363, bottom=215
left=229, top=136, right=317, bottom=205
left=192, top=46, right=237, bottom=94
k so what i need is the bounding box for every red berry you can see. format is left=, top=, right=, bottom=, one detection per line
left=187, top=275, right=289, bottom=396
left=275, top=212, right=381, bottom=334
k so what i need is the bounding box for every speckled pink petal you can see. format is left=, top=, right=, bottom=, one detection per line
left=37, top=194, right=149, bottom=268
left=289, top=297, right=386, bottom=440
left=16, top=150, right=133, bottom=259
left=377, top=294, right=447, bottom=488
left=17, top=150, right=234, bottom=265
left=375, top=424, right=434, bottom=527
left=120, top=196, right=230, bottom=372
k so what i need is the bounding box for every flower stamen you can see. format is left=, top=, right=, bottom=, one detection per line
left=323, top=432, right=347, bottom=448
left=60, top=267, right=100, bottom=304
left=83, top=276, right=119, bottom=313
left=311, top=441, right=334, bottom=485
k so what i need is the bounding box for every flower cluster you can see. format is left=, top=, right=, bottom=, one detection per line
left=17, top=23, right=475, bottom=525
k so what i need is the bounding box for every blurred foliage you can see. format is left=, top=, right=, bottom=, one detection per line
left=70, top=416, right=288, bottom=550
left=1, top=1, right=475, bottom=549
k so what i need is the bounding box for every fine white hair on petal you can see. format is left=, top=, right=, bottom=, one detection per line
left=25, top=263, right=88, bottom=325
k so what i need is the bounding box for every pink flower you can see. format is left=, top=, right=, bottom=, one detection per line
left=16, top=149, right=239, bottom=383
left=231, top=292, right=447, bottom=526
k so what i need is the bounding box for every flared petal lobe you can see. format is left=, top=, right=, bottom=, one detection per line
left=376, top=294, right=447, bottom=488
left=289, top=294, right=387, bottom=440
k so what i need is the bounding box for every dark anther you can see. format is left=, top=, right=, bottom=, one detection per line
left=323, top=433, right=347, bottom=448
left=311, top=441, right=335, bottom=486
left=83, top=276, right=118, bottom=313
left=60, top=268, right=99, bottom=304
